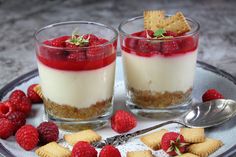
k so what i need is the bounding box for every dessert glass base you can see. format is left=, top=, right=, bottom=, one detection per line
left=43, top=97, right=113, bottom=131
left=126, top=88, right=192, bottom=120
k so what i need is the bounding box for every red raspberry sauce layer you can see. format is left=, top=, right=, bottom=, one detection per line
left=122, top=30, right=198, bottom=57
left=37, top=35, right=116, bottom=71
left=37, top=53, right=116, bottom=71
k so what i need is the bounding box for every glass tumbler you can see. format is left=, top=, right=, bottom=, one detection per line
left=119, top=16, right=199, bottom=119
left=34, top=21, right=118, bottom=131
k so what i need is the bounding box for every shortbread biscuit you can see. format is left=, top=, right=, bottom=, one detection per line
left=34, top=84, right=43, bottom=99
left=140, top=129, right=168, bottom=150
left=35, top=142, right=71, bottom=157
left=127, top=150, right=153, bottom=157
left=143, top=10, right=191, bottom=34
left=144, top=10, right=165, bottom=30
left=64, top=129, right=101, bottom=146
left=162, top=12, right=191, bottom=34
left=188, top=138, right=223, bottom=157
left=180, top=128, right=205, bottom=143
left=176, top=153, right=199, bottom=157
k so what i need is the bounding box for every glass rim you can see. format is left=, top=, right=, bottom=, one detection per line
left=34, top=21, right=118, bottom=50
left=118, top=15, right=200, bottom=40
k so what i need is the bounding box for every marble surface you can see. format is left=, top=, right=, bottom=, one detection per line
left=0, top=0, right=236, bottom=88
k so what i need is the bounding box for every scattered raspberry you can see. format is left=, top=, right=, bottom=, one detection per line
left=7, top=111, right=26, bottom=133
left=0, top=101, right=16, bottom=118
left=27, top=84, right=43, bottom=103
left=9, top=90, right=26, bottom=100
left=202, top=89, right=224, bottom=102
left=37, top=122, right=59, bottom=144
left=99, top=145, right=121, bottom=157
left=0, top=118, right=14, bottom=139
left=10, top=95, right=32, bottom=116
left=161, top=132, right=187, bottom=156
left=111, top=110, right=137, bottom=133
left=71, top=141, right=97, bottom=157
left=161, top=40, right=179, bottom=53
left=16, top=125, right=39, bottom=151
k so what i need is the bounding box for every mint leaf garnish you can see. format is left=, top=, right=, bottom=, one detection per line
left=153, top=28, right=173, bottom=39
left=66, top=35, right=89, bottom=46
left=154, top=29, right=166, bottom=37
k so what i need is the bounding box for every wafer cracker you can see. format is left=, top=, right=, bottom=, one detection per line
left=188, top=138, right=223, bottom=157
left=176, top=153, right=199, bottom=157
left=180, top=128, right=205, bottom=143
left=35, top=142, right=71, bottom=157
left=163, top=12, right=191, bottom=34
left=34, top=84, right=43, bottom=99
left=64, top=129, right=101, bottom=146
left=140, top=129, right=167, bottom=150
left=144, top=10, right=165, bottom=30
left=127, top=150, right=153, bottom=157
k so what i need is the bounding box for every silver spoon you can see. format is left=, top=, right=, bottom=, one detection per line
left=92, top=99, right=236, bottom=148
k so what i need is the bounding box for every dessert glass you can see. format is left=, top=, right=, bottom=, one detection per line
left=34, top=21, right=118, bottom=131
left=119, top=16, right=200, bottom=119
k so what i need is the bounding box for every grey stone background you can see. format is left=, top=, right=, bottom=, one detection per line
left=0, top=0, right=236, bottom=88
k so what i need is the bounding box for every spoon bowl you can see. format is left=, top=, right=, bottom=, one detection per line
left=183, top=99, right=236, bottom=128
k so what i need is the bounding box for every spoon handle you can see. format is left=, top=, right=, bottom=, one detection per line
left=125, top=120, right=185, bottom=137
left=98, top=120, right=186, bottom=147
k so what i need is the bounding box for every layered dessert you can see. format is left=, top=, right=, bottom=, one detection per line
left=121, top=11, right=199, bottom=108
left=36, top=34, right=116, bottom=119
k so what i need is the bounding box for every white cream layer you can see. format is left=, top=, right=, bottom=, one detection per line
left=122, top=50, right=197, bottom=92
left=37, top=61, right=116, bottom=108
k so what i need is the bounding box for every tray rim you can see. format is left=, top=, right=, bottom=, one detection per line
left=0, top=60, right=236, bottom=157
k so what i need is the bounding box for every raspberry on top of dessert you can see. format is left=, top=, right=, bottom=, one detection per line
left=123, top=29, right=198, bottom=57
left=37, top=34, right=116, bottom=71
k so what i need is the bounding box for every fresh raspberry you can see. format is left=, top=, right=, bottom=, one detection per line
left=0, top=118, right=14, bottom=139
left=37, top=122, right=59, bottom=144
left=16, top=125, right=39, bottom=151
left=71, top=141, right=97, bottom=157
left=51, top=36, right=70, bottom=47
left=41, top=40, right=67, bottom=59
left=161, top=40, right=180, bottom=53
left=99, top=145, right=121, bottom=157
left=139, top=30, right=154, bottom=38
left=27, top=84, right=43, bottom=103
left=7, top=111, right=26, bottom=133
left=84, top=34, right=99, bottom=46
left=65, top=42, right=79, bottom=49
left=125, top=38, right=138, bottom=49
left=9, top=90, right=26, bottom=100
left=202, top=89, right=224, bottom=102
left=137, top=40, right=161, bottom=53
left=10, top=95, right=32, bottom=116
left=111, top=110, right=137, bottom=133
left=161, top=132, right=187, bottom=156
left=0, top=101, right=16, bottom=118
